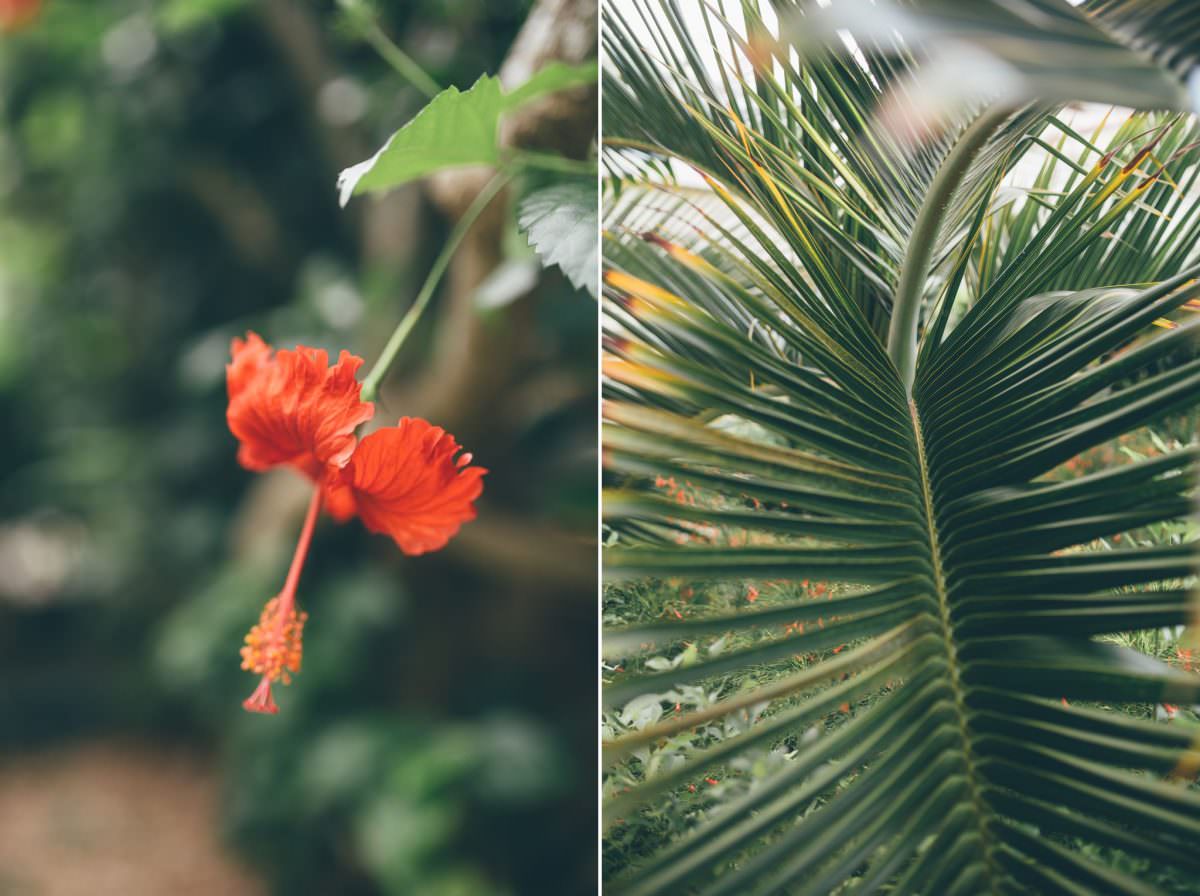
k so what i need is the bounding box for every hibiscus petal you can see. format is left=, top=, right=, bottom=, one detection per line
left=330, top=417, right=486, bottom=555
left=227, top=331, right=271, bottom=401
left=321, top=473, right=359, bottom=523
left=226, top=333, right=374, bottom=478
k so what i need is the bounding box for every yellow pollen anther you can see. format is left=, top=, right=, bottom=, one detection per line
left=240, top=596, right=307, bottom=685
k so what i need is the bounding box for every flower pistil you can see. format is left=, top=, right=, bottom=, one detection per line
left=239, top=486, right=321, bottom=714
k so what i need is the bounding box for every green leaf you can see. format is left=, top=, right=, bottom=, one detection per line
left=338, top=61, right=596, bottom=206
left=502, top=60, right=598, bottom=110
left=338, top=75, right=503, bottom=206
left=517, top=179, right=598, bottom=295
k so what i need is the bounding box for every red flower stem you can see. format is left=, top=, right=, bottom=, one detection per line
left=360, top=167, right=514, bottom=403
left=276, top=486, right=323, bottom=622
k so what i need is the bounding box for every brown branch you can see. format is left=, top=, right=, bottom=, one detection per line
left=392, top=0, right=598, bottom=435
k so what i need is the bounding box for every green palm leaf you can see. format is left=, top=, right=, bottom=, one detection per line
left=602, top=1, right=1200, bottom=892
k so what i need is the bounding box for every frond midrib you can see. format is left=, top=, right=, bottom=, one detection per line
left=909, top=396, right=1004, bottom=891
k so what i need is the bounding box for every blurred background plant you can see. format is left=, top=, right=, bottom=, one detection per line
left=0, top=1, right=596, bottom=893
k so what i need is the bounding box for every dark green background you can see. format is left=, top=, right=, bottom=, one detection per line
left=0, top=2, right=596, bottom=893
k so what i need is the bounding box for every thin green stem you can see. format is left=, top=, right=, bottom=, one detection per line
left=508, top=149, right=597, bottom=176
left=360, top=168, right=513, bottom=403
left=339, top=0, right=441, bottom=100
left=887, top=105, right=1017, bottom=392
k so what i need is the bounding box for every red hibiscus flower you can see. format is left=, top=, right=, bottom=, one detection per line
left=227, top=331, right=485, bottom=714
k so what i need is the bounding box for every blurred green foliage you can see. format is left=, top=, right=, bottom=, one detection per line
left=0, top=1, right=595, bottom=893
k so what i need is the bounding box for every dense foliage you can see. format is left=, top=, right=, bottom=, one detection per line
left=602, top=1, right=1200, bottom=892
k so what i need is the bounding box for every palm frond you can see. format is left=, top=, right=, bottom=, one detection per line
left=603, top=0, right=1053, bottom=339
left=603, top=1, right=1200, bottom=892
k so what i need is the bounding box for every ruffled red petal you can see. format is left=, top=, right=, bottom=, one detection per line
left=323, top=417, right=486, bottom=555
left=321, top=473, right=359, bottom=523
left=227, top=331, right=272, bottom=401
left=226, top=332, right=374, bottom=478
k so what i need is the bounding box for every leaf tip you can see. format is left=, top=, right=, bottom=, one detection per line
left=336, top=158, right=372, bottom=207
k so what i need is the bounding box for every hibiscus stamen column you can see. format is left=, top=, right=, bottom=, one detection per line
left=240, top=486, right=323, bottom=714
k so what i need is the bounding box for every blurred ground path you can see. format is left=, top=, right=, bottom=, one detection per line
left=0, top=741, right=264, bottom=896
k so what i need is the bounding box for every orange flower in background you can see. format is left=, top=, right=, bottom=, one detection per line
left=226, top=331, right=485, bottom=713
left=0, top=0, right=39, bottom=32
